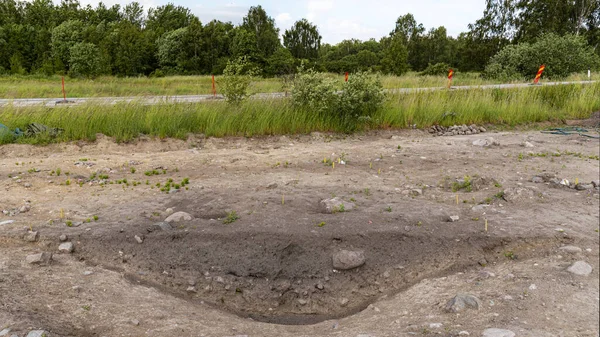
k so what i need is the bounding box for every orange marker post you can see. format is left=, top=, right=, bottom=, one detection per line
left=61, top=76, right=66, bottom=102
left=344, top=72, right=349, bottom=82
left=211, top=75, right=216, bottom=97
left=533, top=65, right=545, bottom=84
left=447, top=68, right=454, bottom=89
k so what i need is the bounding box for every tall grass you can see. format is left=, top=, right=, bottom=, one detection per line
left=1, top=83, right=598, bottom=145
left=2, top=72, right=596, bottom=99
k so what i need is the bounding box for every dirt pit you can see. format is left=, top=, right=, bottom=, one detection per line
left=0, top=128, right=599, bottom=336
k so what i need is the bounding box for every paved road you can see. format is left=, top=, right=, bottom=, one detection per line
left=0, top=80, right=595, bottom=108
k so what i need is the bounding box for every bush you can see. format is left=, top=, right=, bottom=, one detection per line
left=420, top=62, right=453, bottom=76
left=291, top=66, right=385, bottom=131
left=220, top=56, right=259, bottom=104
left=484, top=34, right=600, bottom=80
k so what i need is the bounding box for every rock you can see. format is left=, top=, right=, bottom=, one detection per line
left=59, top=234, right=68, bottom=242
left=472, top=138, right=498, bottom=147
left=164, top=208, right=174, bottom=215
left=592, top=180, right=600, bottom=188
left=482, top=328, right=515, bottom=337
left=153, top=222, right=172, bottom=231
left=58, top=242, right=74, bottom=253
left=532, top=176, right=544, bottom=183
left=410, top=188, right=423, bottom=196
left=445, top=294, right=482, bottom=313
left=164, top=211, right=193, bottom=223
left=0, top=329, right=11, bottom=336
left=267, top=183, right=278, bottom=189
left=332, top=250, right=366, bottom=270
left=448, top=215, right=460, bottom=222
left=479, top=127, right=487, bottom=132
left=529, top=284, right=537, bottom=290
left=315, top=283, right=324, bottom=290
left=19, top=204, right=31, bottom=213
left=298, top=299, right=308, bottom=305
left=559, top=246, right=582, bottom=253
left=339, top=298, right=349, bottom=307
left=186, top=286, right=197, bottom=293
left=459, top=332, right=470, bottom=336
left=72, top=285, right=82, bottom=292
left=320, top=197, right=354, bottom=214
left=472, top=204, right=489, bottom=212
left=567, top=261, right=593, bottom=276
left=522, top=141, right=534, bottom=148
left=134, top=235, right=144, bottom=244
left=429, top=323, right=443, bottom=329
left=575, top=184, right=593, bottom=190
left=24, top=231, right=39, bottom=242
left=26, top=331, right=49, bottom=337
left=0, top=220, right=15, bottom=226
left=130, top=319, right=140, bottom=326
left=26, top=252, right=52, bottom=265
left=83, top=271, right=93, bottom=276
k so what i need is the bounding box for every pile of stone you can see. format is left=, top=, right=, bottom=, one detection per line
left=429, top=124, right=486, bottom=136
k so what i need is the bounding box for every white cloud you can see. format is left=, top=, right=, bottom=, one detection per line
left=275, top=12, right=292, bottom=26
left=307, top=0, right=334, bottom=12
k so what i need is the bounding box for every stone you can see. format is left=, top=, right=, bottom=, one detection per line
left=482, top=328, right=515, bottom=337
left=559, top=246, right=582, bottom=253
left=134, top=235, right=144, bottom=244
left=153, top=222, right=172, bottom=231
left=567, top=261, right=593, bottom=276
left=529, top=284, right=537, bottom=290
left=592, top=180, right=600, bottom=188
left=320, top=197, right=354, bottom=214
left=26, top=252, right=52, bottom=265
left=448, top=215, right=460, bottom=222
left=164, top=211, right=193, bottom=223
left=445, top=293, right=482, bottom=313
left=472, top=204, right=489, bottom=212
left=164, top=208, right=174, bottom=215
left=575, top=184, right=593, bottom=191
left=522, top=141, right=534, bottom=148
left=0, top=329, right=11, bottom=336
left=532, top=176, right=544, bottom=183
left=19, top=204, right=31, bottom=213
left=298, top=299, right=308, bottom=305
left=24, top=231, right=39, bottom=242
left=59, top=234, right=68, bottom=242
left=0, top=220, right=15, bottom=225
left=267, top=183, right=278, bottom=189
left=58, top=242, right=74, bottom=253
left=332, top=250, right=366, bottom=270
left=26, top=331, right=49, bottom=337
left=459, top=332, right=470, bottom=336
left=472, top=138, right=498, bottom=147
left=83, top=271, right=93, bottom=276
left=410, top=188, right=423, bottom=196
left=186, top=286, right=197, bottom=293
left=24, top=183, right=32, bottom=188
left=315, top=283, right=324, bottom=290
left=339, top=298, right=349, bottom=306
left=479, top=127, right=487, bottom=132
left=130, top=319, right=140, bottom=326
left=429, top=323, right=443, bottom=329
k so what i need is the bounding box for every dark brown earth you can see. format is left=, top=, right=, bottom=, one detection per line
left=0, top=126, right=598, bottom=337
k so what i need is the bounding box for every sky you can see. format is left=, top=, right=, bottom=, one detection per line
left=73, top=0, right=487, bottom=44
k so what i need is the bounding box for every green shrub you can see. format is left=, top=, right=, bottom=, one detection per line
left=338, top=71, right=385, bottom=130
left=290, top=65, right=338, bottom=115
left=69, top=43, right=102, bottom=78
left=484, top=34, right=600, bottom=80
left=420, top=62, right=453, bottom=76
left=220, top=56, right=259, bottom=104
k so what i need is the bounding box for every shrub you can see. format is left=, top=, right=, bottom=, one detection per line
left=220, top=56, right=259, bottom=104
left=290, top=65, right=338, bottom=115
left=69, top=43, right=101, bottom=78
left=420, top=62, right=453, bottom=76
left=484, top=34, right=600, bottom=80
left=338, top=71, right=385, bottom=130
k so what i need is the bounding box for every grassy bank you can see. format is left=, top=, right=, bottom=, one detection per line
left=2, top=72, right=597, bottom=99
left=1, top=83, right=598, bottom=145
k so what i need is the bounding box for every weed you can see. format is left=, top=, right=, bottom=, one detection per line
left=350, top=197, right=356, bottom=202
left=317, top=222, right=326, bottom=227
left=130, top=167, right=136, bottom=174
left=504, top=251, right=516, bottom=260
left=518, top=153, right=524, bottom=161
left=98, top=174, right=109, bottom=179
left=56, top=168, right=61, bottom=176
left=384, top=206, right=392, bottom=212
left=494, top=190, right=506, bottom=200
left=82, top=305, right=91, bottom=311
left=65, top=179, right=70, bottom=186
left=223, top=211, right=239, bottom=224
left=85, top=218, right=91, bottom=223
left=66, top=220, right=72, bottom=227
left=364, top=188, right=371, bottom=196
left=93, top=215, right=98, bottom=221
left=452, top=176, right=472, bottom=192
left=494, top=182, right=502, bottom=188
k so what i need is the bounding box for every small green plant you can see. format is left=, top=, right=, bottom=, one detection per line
left=384, top=206, right=392, bottom=212
left=350, top=197, right=356, bottom=202
left=65, top=179, right=70, bottom=186
left=504, top=251, right=516, bottom=260
left=98, top=174, right=109, bottom=180
left=494, top=190, right=506, bottom=200
left=66, top=220, right=73, bottom=227
left=82, top=304, right=91, bottom=311
left=56, top=168, right=61, bottom=176
left=130, top=167, right=136, bottom=174
left=452, top=176, right=472, bottom=192
left=494, top=182, right=502, bottom=188
left=85, top=218, right=91, bottom=223
left=223, top=210, right=239, bottom=224
left=364, top=188, right=371, bottom=196
left=93, top=215, right=98, bottom=221
left=518, top=153, right=524, bottom=161
left=317, top=221, right=326, bottom=227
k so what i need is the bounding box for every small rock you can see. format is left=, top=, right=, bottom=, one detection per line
left=339, top=298, right=349, bottom=307
left=479, top=126, right=487, bottom=132
left=471, top=204, right=489, bottom=212
left=83, top=270, right=93, bottom=276
left=298, top=299, right=308, bottom=305
left=482, top=328, right=515, bottom=337
left=429, top=323, right=443, bottom=329
left=575, top=184, right=593, bottom=191
left=24, top=231, right=39, bottom=242
left=472, top=137, right=497, bottom=147
left=130, top=319, right=140, bottom=326
left=410, top=188, right=423, bottom=196
left=448, top=215, right=460, bottom=222
left=0, top=220, right=15, bottom=226
left=592, top=180, right=600, bottom=188
left=186, top=286, right=197, bottom=293
left=72, top=285, right=82, bottom=292
left=0, top=329, right=11, bottom=336
left=153, top=222, right=172, bottom=231
left=26, top=331, right=49, bottom=337
left=24, top=182, right=32, bottom=188
left=315, top=283, right=324, bottom=290
left=134, top=235, right=144, bottom=244
left=332, top=250, right=366, bottom=270
left=19, top=204, right=31, bottom=213
left=59, top=234, right=68, bottom=242
left=559, top=246, right=582, bottom=253
left=267, top=183, right=278, bottom=189
left=320, top=197, right=354, bottom=214
left=164, top=211, right=193, bottom=223
left=58, top=242, right=74, bottom=253
left=522, top=141, right=534, bottom=148
left=567, top=261, right=593, bottom=276
left=164, top=208, right=174, bottom=215
left=532, top=176, right=544, bottom=183
left=458, top=332, right=470, bottom=336
left=529, top=284, right=537, bottom=290
left=445, top=293, right=481, bottom=313
left=26, top=252, right=52, bottom=265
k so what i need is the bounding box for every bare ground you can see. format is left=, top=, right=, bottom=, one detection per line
left=0, top=128, right=598, bottom=337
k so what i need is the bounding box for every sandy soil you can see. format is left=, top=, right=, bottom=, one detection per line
left=0, top=128, right=598, bottom=337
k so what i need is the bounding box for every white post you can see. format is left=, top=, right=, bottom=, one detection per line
left=589, top=69, right=591, bottom=80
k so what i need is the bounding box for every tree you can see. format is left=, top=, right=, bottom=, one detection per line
left=50, top=19, right=83, bottom=71
left=241, top=5, right=280, bottom=59
left=201, top=20, right=234, bottom=74
left=391, top=13, right=427, bottom=70
left=123, top=2, right=144, bottom=28
left=146, top=3, right=194, bottom=37
left=265, top=47, right=295, bottom=76
left=380, top=34, right=409, bottom=75
left=69, top=42, right=101, bottom=77
left=156, top=27, right=187, bottom=71
left=283, top=19, right=321, bottom=60
left=220, top=56, right=259, bottom=104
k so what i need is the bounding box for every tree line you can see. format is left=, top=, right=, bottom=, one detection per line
left=0, top=0, right=598, bottom=77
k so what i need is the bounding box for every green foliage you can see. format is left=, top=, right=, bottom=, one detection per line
left=337, top=71, right=386, bottom=130
left=485, top=34, right=600, bottom=80
left=420, top=62, right=452, bottom=76
left=223, top=210, right=239, bottom=224
left=283, top=19, right=321, bottom=60
left=290, top=65, right=338, bottom=115
left=380, top=34, right=409, bottom=75
left=220, top=56, right=259, bottom=104
left=51, top=20, right=84, bottom=70
left=69, top=42, right=102, bottom=77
